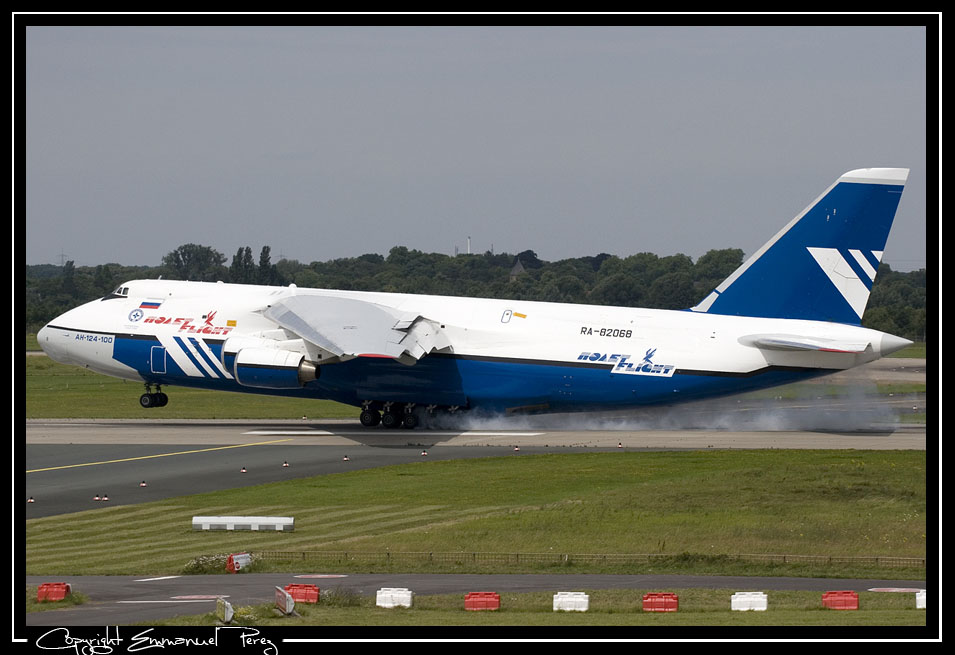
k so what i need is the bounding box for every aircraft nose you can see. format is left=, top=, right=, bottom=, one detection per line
left=36, top=323, right=74, bottom=365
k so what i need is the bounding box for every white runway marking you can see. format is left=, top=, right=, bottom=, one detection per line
left=243, top=430, right=335, bottom=436
left=332, top=431, right=545, bottom=437
left=243, top=429, right=543, bottom=437
left=118, top=599, right=218, bottom=604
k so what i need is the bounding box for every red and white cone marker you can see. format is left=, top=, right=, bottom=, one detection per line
left=282, top=461, right=289, bottom=468
left=140, top=481, right=148, bottom=487
left=93, top=494, right=101, bottom=501
left=421, top=450, right=428, bottom=456
left=240, top=467, right=247, bottom=473
left=514, top=446, right=520, bottom=452
left=27, top=497, right=35, bottom=503
left=342, top=455, right=350, bottom=462
left=102, top=494, right=109, bottom=501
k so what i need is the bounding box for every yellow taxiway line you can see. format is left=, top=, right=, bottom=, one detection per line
left=26, top=439, right=293, bottom=473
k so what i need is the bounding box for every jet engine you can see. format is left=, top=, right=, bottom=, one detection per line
left=221, top=336, right=319, bottom=389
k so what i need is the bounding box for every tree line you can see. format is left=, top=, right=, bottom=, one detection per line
left=25, top=243, right=927, bottom=341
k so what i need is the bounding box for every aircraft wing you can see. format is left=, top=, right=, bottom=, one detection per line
left=263, top=295, right=449, bottom=365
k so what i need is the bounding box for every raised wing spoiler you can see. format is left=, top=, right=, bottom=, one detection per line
left=264, top=295, right=449, bottom=365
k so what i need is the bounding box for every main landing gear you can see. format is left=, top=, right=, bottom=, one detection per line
left=139, top=383, right=168, bottom=408
left=359, top=401, right=417, bottom=429
left=359, top=401, right=460, bottom=430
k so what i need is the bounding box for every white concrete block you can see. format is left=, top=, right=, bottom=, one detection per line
left=376, top=587, right=413, bottom=608
left=731, top=591, right=768, bottom=611
left=553, top=591, right=590, bottom=612
left=192, top=516, right=294, bottom=531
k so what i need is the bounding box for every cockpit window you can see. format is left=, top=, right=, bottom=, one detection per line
left=101, top=285, right=130, bottom=301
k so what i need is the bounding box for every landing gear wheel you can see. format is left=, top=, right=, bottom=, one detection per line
left=140, top=392, right=168, bottom=408
left=381, top=410, right=402, bottom=429
left=359, top=409, right=381, bottom=427
left=140, top=384, right=168, bottom=408
left=401, top=412, right=420, bottom=429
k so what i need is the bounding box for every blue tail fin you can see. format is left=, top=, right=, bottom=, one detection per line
left=691, top=168, right=908, bottom=325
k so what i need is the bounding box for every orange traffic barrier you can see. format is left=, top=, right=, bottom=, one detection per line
left=822, top=591, right=859, bottom=610
left=284, top=584, right=320, bottom=604
left=642, top=592, right=679, bottom=612
left=465, top=592, right=500, bottom=611
left=37, top=583, right=72, bottom=602
left=226, top=553, right=252, bottom=573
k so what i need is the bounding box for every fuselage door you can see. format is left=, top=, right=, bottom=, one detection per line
left=150, top=346, right=167, bottom=374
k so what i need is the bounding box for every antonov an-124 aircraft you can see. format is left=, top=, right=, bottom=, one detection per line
left=38, top=168, right=912, bottom=429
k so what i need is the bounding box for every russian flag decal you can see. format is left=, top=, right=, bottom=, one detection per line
left=140, top=300, right=162, bottom=309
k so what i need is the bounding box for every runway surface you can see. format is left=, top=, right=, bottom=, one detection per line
left=26, top=417, right=926, bottom=519
left=23, top=357, right=930, bottom=627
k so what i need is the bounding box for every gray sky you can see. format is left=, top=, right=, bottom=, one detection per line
left=23, top=25, right=931, bottom=272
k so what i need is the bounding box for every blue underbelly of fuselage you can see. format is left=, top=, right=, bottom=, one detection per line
left=111, top=334, right=830, bottom=413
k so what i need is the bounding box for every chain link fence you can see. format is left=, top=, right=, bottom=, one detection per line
left=255, top=550, right=924, bottom=569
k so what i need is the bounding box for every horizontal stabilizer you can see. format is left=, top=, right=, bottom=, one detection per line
left=739, top=334, right=870, bottom=354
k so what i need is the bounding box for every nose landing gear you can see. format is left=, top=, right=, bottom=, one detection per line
left=139, top=383, right=168, bottom=408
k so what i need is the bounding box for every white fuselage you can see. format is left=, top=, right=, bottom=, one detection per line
left=38, top=279, right=908, bottom=415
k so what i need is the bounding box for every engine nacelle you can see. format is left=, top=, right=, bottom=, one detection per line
left=222, top=336, right=281, bottom=372
left=231, top=346, right=319, bottom=389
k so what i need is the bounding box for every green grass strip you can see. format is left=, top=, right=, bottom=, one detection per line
left=27, top=450, right=927, bottom=578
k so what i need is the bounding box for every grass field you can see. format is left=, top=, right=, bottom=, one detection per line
left=25, top=450, right=927, bottom=578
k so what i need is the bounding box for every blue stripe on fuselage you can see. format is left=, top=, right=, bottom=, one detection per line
left=173, top=336, right=213, bottom=378
left=188, top=337, right=226, bottom=378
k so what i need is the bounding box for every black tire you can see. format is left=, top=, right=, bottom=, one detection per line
left=402, top=412, right=420, bottom=429
left=139, top=393, right=155, bottom=408
left=381, top=411, right=401, bottom=429
left=359, top=409, right=381, bottom=427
